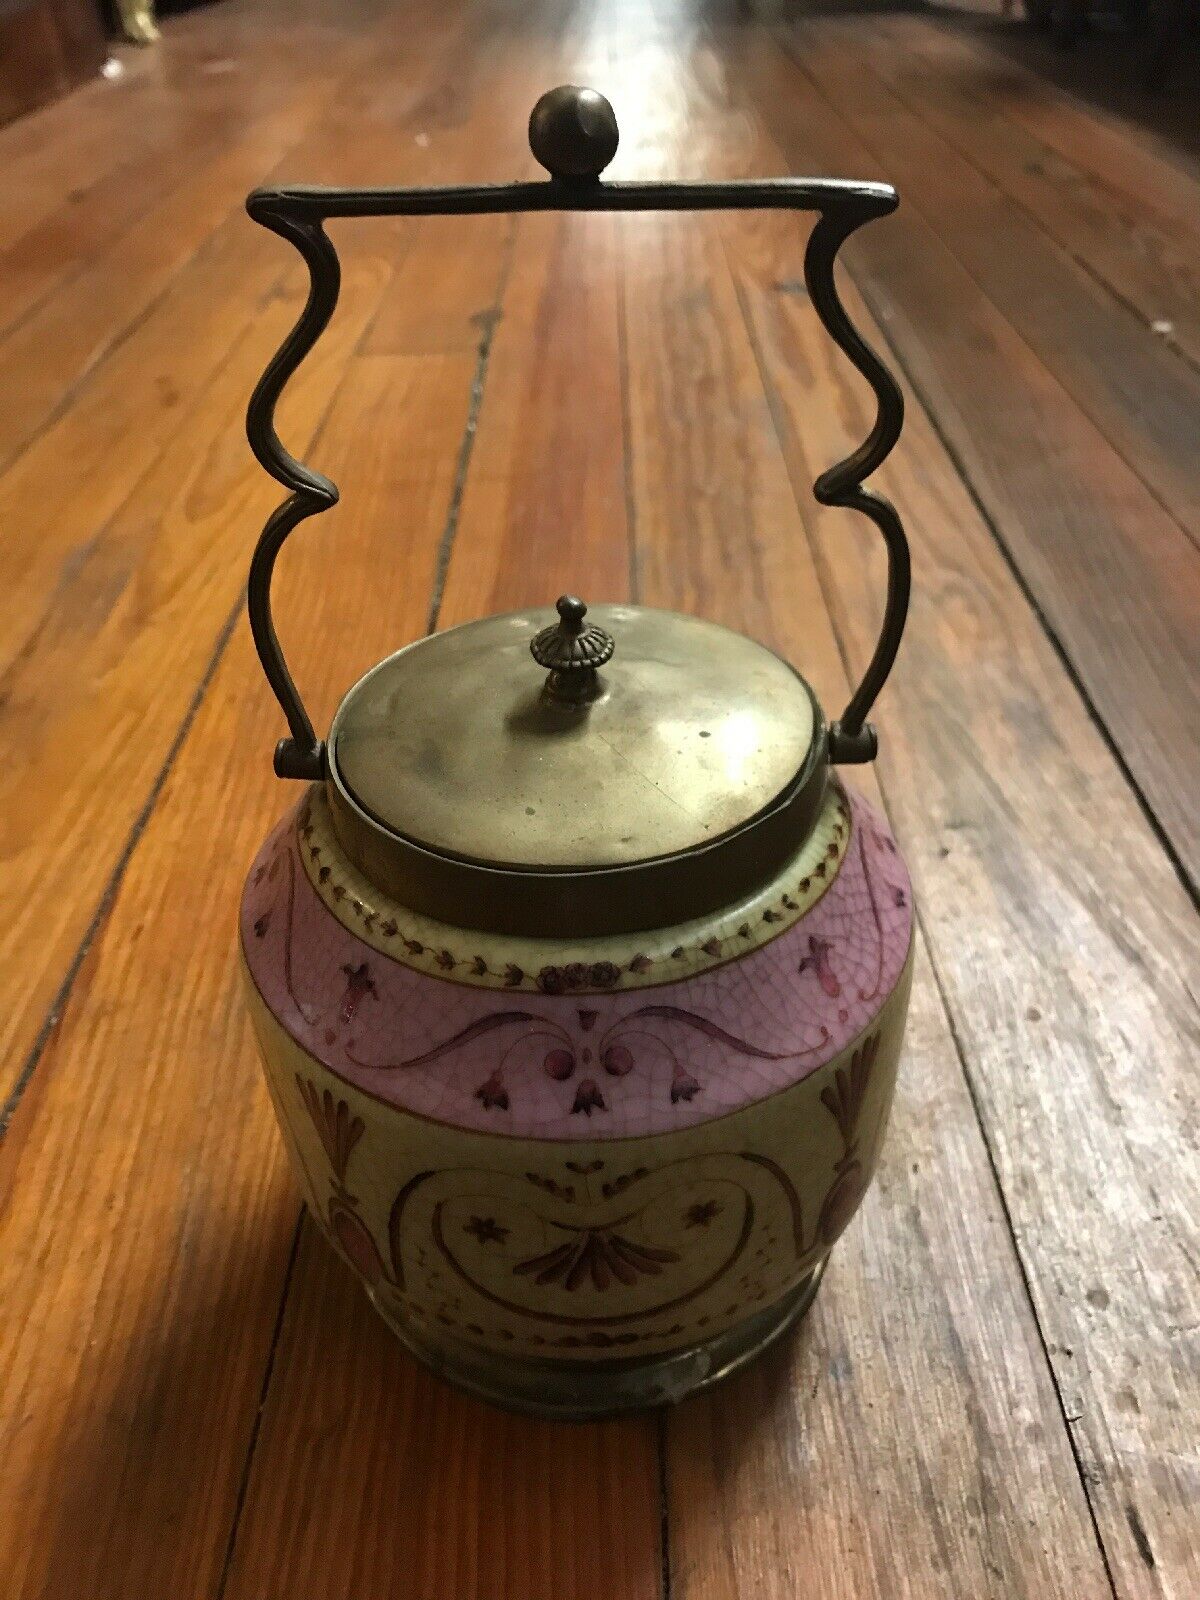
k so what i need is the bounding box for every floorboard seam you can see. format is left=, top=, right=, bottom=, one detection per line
left=424, top=214, right=519, bottom=636
left=0, top=31, right=370, bottom=480
left=776, top=27, right=1200, bottom=559
left=0, top=594, right=243, bottom=1141
left=843, top=259, right=1200, bottom=916
left=214, top=1207, right=306, bottom=1600
left=0, top=83, right=304, bottom=353
left=731, top=238, right=1123, bottom=1594
left=210, top=182, right=518, bottom=1584
left=0, top=260, right=288, bottom=678
left=881, top=33, right=1200, bottom=390
left=0, top=215, right=420, bottom=1143
left=914, top=911, right=1122, bottom=1600
left=765, top=24, right=1198, bottom=909
left=867, top=25, right=1200, bottom=530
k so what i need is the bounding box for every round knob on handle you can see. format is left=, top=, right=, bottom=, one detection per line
left=530, top=594, right=615, bottom=702
left=528, top=86, right=619, bottom=181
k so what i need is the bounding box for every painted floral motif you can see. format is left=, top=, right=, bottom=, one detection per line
left=513, top=1227, right=680, bottom=1291
left=798, top=936, right=840, bottom=997
left=538, top=962, right=622, bottom=994
left=242, top=784, right=912, bottom=1142
left=571, top=1078, right=606, bottom=1116
left=336, top=1003, right=831, bottom=1120
left=296, top=1075, right=384, bottom=1285
left=297, top=1076, right=364, bottom=1183
left=817, top=1032, right=880, bottom=1246
left=474, top=1070, right=509, bottom=1111
left=267, top=1011, right=904, bottom=1366
left=464, top=1216, right=509, bottom=1246
left=338, top=962, right=377, bottom=1025
left=377, top=1148, right=821, bottom=1337
left=292, top=787, right=853, bottom=993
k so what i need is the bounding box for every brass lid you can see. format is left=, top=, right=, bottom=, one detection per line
left=326, top=599, right=828, bottom=936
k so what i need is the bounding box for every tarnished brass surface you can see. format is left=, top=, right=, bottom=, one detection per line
left=334, top=603, right=816, bottom=867
left=327, top=602, right=826, bottom=935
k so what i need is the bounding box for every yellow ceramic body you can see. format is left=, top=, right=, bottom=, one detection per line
left=240, top=779, right=913, bottom=1415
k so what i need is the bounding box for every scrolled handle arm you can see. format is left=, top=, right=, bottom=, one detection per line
left=244, top=86, right=910, bottom=778
left=802, top=210, right=909, bottom=763
left=245, top=200, right=340, bottom=780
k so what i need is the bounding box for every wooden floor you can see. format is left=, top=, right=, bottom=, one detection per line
left=1, top=0, right=1197, bottom=1594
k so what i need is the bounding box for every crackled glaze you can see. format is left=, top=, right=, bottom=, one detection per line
left=245, top=964, right=911, bottom=1361
left=240, top=779, right=914, bottom=1374
left=241, top=785, right=912, bottom=1140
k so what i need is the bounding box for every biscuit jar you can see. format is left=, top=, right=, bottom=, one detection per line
left=239, top=87, right=913, bottom=1417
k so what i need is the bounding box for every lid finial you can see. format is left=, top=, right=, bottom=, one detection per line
left=530, top=594, right=615, bottom=702
left=528, top=86, right=619, bottom=181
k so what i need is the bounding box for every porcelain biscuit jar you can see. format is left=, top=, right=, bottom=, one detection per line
left=239, top=86, right=914, bottom=1417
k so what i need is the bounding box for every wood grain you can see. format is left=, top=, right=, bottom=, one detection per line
left=0, top=0, right=474, bottom=1102
left=0, top=237, right=397, bottom=1104
left=877, top=16, right=1200, bottom=371
left=952, top=33, right=1200, bottom=237
left=222, top=1225, right=661, bottom=1600
left=711, top=47, right=1200, bottom=1591
left=752, top=28, right=1200, bottom=890
left=0, top=22, right=340, bottom=350
left=817, top=20, right=1200, bottom=541
left=0, top=93, right=331, bottom=469
left=734, top=218, right=1199, bottom=1598
left=0, top=341, right=473, bottom=1600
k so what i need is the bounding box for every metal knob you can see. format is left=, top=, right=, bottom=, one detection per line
left=530, top=595, right=614, bottom=702
left=528, top=86, right=619, bottom=181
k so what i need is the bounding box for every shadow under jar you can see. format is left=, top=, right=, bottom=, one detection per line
left=238, top=85, right=914, bottom=1420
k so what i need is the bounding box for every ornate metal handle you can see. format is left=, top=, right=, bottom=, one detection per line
left=246, top=85, right=908, bottom=780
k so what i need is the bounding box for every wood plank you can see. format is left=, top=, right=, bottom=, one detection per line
left=0, top=25, right=338, bottom=347
left=0, top=5, right=477, bottom=1100
left=949, top=32, right=1200, bottom=235
left=882, top=15, right=1200, bottom=369
left=0, top=343, right=472, bottom=1600
left=0, top=233, right=400, bottom=1106
left=750, top=27, right=1200, bottom=890
left=946, top=14, right=1200, bottom=178
left=797, top=20, right=1200, bottom=548
left=0, top=88, right=332, bottom=469
left=735, top=225, right=1200, bottom=1600
left=0, top=216, right=305, bottom=663
left=0, top=4, right=423, bottom=469
left=1, top=6, right=1196, bottom=1599
left=434, top=213, right=632, bottom=619
left=0, top=69, right=140, bottom=244
left=0, top=0, right=467, bottom=658
left=715, top=34, right=1200, bottom=1594
left=221, top=1224, right=662, bottom=1600
left=0, top=0, right=327, bottom=250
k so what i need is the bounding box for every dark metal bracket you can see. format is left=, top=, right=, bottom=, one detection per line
left=245, top=85, right=909, bottom=780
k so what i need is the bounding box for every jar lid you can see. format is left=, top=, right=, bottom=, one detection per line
left=325, top=597, right=827, bottom=937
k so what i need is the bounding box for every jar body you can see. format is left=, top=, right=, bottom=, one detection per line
left=240, top=780, right=913, bottom=1417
